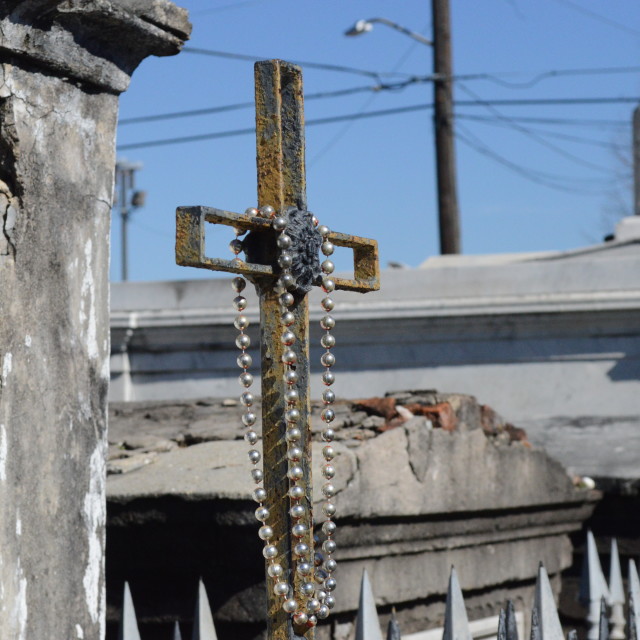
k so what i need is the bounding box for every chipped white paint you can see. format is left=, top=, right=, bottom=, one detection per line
left=15, top=512, right=21, bottom=537
left=2, top=352, right=12, bottom=386
left=11, top=559, right=28, bottom=640
left=76, top=623, right=84, bottom=638
left=24, top=335, right=31, bottom=348
left=82, top=441, right=106, bottom=635
left=79, top=239, right=98, bottom=361
left=0, top=423, right=6, bottom=483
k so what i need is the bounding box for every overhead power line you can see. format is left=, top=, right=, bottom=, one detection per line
left=119, top=92, right=640, bottom=128
left=117, top=96, right=640, bottom=151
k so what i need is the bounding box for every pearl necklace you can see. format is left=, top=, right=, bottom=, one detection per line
left=231, top=205, right=338, bottom=629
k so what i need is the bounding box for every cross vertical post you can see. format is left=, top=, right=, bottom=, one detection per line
left=254, top=59, right=313, bottom=640
left=175, top=58, right=379, bottom=640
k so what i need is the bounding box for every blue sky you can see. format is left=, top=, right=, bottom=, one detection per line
left=113, top=0, right=640, bottom=282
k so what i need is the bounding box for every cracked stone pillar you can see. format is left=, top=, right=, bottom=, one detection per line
left=0, top=2, right=190, bottom=638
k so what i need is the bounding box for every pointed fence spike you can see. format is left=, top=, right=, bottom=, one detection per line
left=629, top=561, right=640, bottom=640
left=174, top=620, right=183, bottom=640
left=498, top=608, right=508, bottom=640
left=530, top=605, right=541, bottom=640
left=443, top=567, right=472, bottom=640
left=580, top=532, right=610, bottom=640
left=192, top=580, right=218, bottom=640
left=119, top=582, right=142, bottom=640
left=608, top=540, right=625, bottom=640
left=356, top=569, right=384, bottom=640
left=505, top=600, right=519, bottom=640
left=387, top=611, right=402, bottom=640
left=599, top=596, right=610, bottom=640
left=534, top=564, right=564, bottom=640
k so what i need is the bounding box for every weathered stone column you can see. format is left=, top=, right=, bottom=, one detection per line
left=0, top=2, right=190, bottom=638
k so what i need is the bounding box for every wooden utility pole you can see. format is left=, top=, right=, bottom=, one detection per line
left=633, top=105, right=640, bottom=216
left=432, top=0, right=461, bottom=254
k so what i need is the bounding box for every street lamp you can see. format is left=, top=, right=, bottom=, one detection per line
left=344, top=4, right=461, bottom=255
left=345, top=18, right=432, bottom=47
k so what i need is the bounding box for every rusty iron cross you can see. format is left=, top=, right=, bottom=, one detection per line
left=175, top=59, right=379, bottom=640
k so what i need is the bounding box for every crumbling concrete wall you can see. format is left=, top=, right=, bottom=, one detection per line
left=0, top=2, right=190, bottom=638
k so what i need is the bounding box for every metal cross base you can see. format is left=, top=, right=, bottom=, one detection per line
left=175, top=59, right=379, bottom=640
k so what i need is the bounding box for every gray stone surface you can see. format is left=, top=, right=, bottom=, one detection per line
left=0, top=3, right=189, bottom=639
left=105, top=392, right=597, bottom=640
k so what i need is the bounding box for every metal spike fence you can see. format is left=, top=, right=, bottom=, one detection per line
left=118, top=535, right=640, bottom=640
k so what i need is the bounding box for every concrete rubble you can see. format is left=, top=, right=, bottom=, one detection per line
left=106, top=390, right=597, bottom=640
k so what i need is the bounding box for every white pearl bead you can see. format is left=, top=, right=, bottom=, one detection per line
left=233, top=295, right=247, bottom=311
left=255, top=506, right=269, bottom=521
left=285, top=428, right=301, bottom=442
left=292, top=523, right=307, bottom=538
left=322, top=540, right=337, bottom=555
left=285, top=389, right=299, bottom=404
left=322, top=277, right=335, bottom=293
left=322, top=520, right=336, bottom=535
left=321, top=333, right=335, bottom=349
left=278, top=253, right=292, bottom=268
left=307, top=615, right=317, bottom=627
left=287, top=447, right=302, bottom=461
left=239, top=373, right=254, bottom=388
left=277, top=234, right=292, bottom=249
left=229, top=238, right=243, bottom=255
left=279, top=273, right=295, bottom=289
left=322, top=483, right=336, bottom=498
left=322, top=428, right=335, bottom=442
left=242, top=412, right=257, bottom=426
left=293, top=611, right=308, bottom=625
left=290, top=504, right=306, bottom=519
left=322, top=372, right=335, bottom=386
left=321, top=260, right=335, bottom=274
left=285, top=408, right=300, bottom=423
left=321, top=241, right=334, bottom=256
left=259, top=525, right=273, bottom=540
left=268, top=563, right=283, bottom=578
left=253, top=487, right=267, bottom=502
left=321, top=408, right=335, bottom=423
left=289, top=486, right=305, bottom=499
left=320, top=353, right=335, bottom=368
left=244, top=430, right=258, bottom=445
left=245, top=207, right=259, bottom=217
left=273, top=581, right=289, bottom=596
left=324, top=576, right=337, bottom=591
left=322, top=502, right=336, bottom=517
left=236, top=334, right=250, bottom=349
left=287, top=466, right=303, bottom=481
left=282, top=349, right=297, bottom=365
left=251, top=468, right=263, bottom=483
left=237, top=353, right=252, bottom=369
left=234, top=315, right=249, bottom=330
left=232, top=276, right=246, bottom=292
left=262, top=545, right=278, bottom=559
left=294, top=542, right=309, bottom=556
left=322, top=390, right=335, bottom=405
left=317, top=225, right=330, bottom=237
left=284, top=370, right=299, bottom=385
left=325, top=595, right=336, bottom=609
left=322, top=465, right=335, bottom=479
left=297, top=562, right=312, bottom=576
left=248, top=449, right=261, bottom=464
left=317, top=605, right=330, bottom=619
left=300, top=582, right=315, bottom=596
left=241, top=392, right=254, bottom=406
left=321, top=297, right=334, bottom=312
left=273, top=216, right=287, bottom=231
left=324, top=558, right=337, bottom=572
left=259, top=205, right=275, bottom=218
left=281, top=331, right=296, bottom=346
left=322, top=445, right=335, bottom=460
left=306, top=599, right=321, bottom=613
left=280, top=292, right=294, bottom=307
left=283, top=598, right=297, bottom=613
left=281, top=311, right=295, bottom=326
left=320, top=315, right=335, bottom=330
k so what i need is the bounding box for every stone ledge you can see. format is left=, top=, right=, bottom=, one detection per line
left=0, top=0, right=191, bottom=93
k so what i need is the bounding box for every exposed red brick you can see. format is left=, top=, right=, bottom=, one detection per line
left=353, top=397, right=398, bottom=421
left=402, top=402, right=457, bottom=431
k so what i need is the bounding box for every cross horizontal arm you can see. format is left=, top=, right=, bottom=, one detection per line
left=328, top=231, right=380, bottom=293
left=176, top=205, right=380, bottom=292
left=176, top=205, right=274, bottom=277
